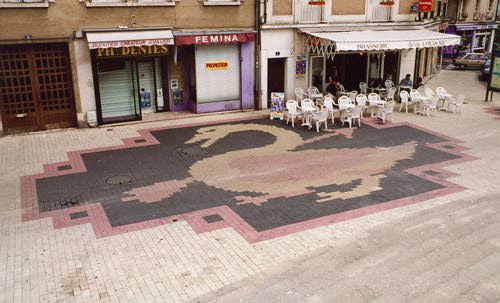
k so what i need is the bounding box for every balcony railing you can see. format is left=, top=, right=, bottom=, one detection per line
left=370, top=4, right=392, bottom=22
left=295, top=0, right=323, bottom=23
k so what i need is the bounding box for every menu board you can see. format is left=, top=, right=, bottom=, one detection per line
left=270, top=92, right=285, bottom=120
left=489, top=56, right=500, bottom=92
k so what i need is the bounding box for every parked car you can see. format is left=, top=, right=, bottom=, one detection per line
left=479, top=59, right=491, bottom=81
left=453, top=53, right=490, bottom=70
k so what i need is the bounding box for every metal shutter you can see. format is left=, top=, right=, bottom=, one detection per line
left=98, top=60, right=137, bottom=119
left=195, top=44, right=240, bottom=103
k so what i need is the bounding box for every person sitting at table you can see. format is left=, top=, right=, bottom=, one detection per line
left=325, top=78, right=340, bottom=96
left=415, top=77, right=424, bottom=88
left=399, top=74, right=413, bottom=88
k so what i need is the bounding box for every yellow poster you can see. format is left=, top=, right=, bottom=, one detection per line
left=205, top=61, right=229, bottom=70
left=490, top=57, right=500, bottom=91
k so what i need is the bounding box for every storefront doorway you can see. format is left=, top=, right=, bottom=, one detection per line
left=267, top=58, right=286, bottom=107
left=0, top=43, right=76, bottom=134
left=319, top=51, right=398, bottom=91
left=94, top=54, right=168, bottom=124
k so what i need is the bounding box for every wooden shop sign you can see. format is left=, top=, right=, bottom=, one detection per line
left=96, top=45, right=169, bottom=57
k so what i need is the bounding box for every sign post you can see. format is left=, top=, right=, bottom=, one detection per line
left=485, top=55, right=500, bottom=102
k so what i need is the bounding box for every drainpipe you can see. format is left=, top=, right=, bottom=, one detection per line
left=254, top=0, right=262, bottom=109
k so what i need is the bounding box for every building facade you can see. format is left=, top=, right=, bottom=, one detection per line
left=0, top=0, right=256, bottom=133
left=259, top=0, right=472, bottom=108
left=443, top=0, right=497, bottom=58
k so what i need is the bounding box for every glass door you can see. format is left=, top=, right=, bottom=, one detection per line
left=367, top=53, right=383, bottom=88
left=309, top=56, right=325, bottom=92
left=137, top=60, right=157, bottom=114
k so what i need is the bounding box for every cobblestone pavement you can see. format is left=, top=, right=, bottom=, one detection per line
left=1, top=70, right=500, bottom=303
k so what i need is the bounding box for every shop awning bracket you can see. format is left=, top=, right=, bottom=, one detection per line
left=305, top=34, right=336, bottom=60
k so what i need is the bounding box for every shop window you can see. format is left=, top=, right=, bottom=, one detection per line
left=86, top=0, right=175, bottom=7
left=202, top=0, right=241, bottom=6
left=0, top=0, right=50, bottom=8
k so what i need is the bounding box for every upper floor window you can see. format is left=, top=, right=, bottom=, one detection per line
left=0, top=0, right=50, bottom=8
left=86, top=0, right=175, bottom=7
left=202, top=0, right=241, bottom=6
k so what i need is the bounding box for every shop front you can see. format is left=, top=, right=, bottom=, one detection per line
left=86, top=29, right=174, bottom=124
left=443, top=23, right=497, bottom=59
left=301, top=29, right=461, bottom=91
left=174, top=31, right=255, bottom=113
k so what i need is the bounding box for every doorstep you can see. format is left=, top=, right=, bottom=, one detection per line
left=100, top=109, right=263, bottom=128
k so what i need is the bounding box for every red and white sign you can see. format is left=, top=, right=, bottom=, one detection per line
left=418, top=0, right=433, bottom=12
left=176, top=33, right=255, bottom=45
left=88, top=38, right=173, bottom=49
left=308, top=0, right=325, bottom=5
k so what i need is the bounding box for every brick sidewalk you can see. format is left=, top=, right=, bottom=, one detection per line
left=1, top=70, right=500, bottom=303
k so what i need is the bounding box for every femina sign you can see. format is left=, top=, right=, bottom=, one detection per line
left=409, top=40, right=445, bottom=48
left=96, top=45, right=168, bottom=57
left=176, top=33, right=255, bottom=45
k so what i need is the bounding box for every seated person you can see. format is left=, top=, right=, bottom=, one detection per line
left=399, top=74, right=413, bottom=88
left=325, top=78, right=339, bottom=96
left=415, top=77, right=424, bottom=88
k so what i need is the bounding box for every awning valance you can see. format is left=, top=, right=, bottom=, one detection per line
left=302, top=29, right=461, bottom=57
left=86, top=30, right=174, bottom=49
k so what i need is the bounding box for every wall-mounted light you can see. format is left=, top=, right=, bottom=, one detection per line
left=24, top=35, right=32, bottom=40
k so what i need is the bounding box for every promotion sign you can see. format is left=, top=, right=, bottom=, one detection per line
left=270, top=92, right=285, bottom=120
left=418, top=0, right=433, bottom=12
left=205, top=61, right=229, bottom=70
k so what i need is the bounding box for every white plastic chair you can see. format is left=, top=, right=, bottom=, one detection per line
left=338, top=96, right=352, bottom=110
left=359, top=82, right=368, bottom=95
left=322, top=97, right=339, bottom=125
left=307, top=86, right=320, bottom=95
left=436, top=87, right=453, bottom=110
left=446, top=94, right=465, bottom=114
left=367, top=93, right=382, bottom=118
left=399, top=90, right=415, bottom=114
left=423, top=96, right=439, bottom=117
left=341, top=106, right=362, bottom=128
left=385, top=87, right=397, bottom=102
left=337, top=83, right=346, bottom=96
left=348, top=90, right=358, bottom=103
left=285, top=100, right=303, bottom=127
left=377, top=101, right=395, bottom=123
left=384, top=80, right=395, bottom=89
left=425, top=87, right=435, bottom=101
left=300, top=99, right=318, bottom=112
left=295, top=88, right=306, bottom=102
left=310, top=110, right=329, bottom=133
left=410, top=89, right=428, bottom=114
left=355, top=94, right=368, bottom=116
left=417, top=86, right=427, bottom=97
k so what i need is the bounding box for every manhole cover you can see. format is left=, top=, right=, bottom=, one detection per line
left=105, top=175, right=134, bottom=185
left=176, top=146, right=208, bottom=157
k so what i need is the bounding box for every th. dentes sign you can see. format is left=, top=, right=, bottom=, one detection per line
left=418, top=0, right=433, bottom=12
